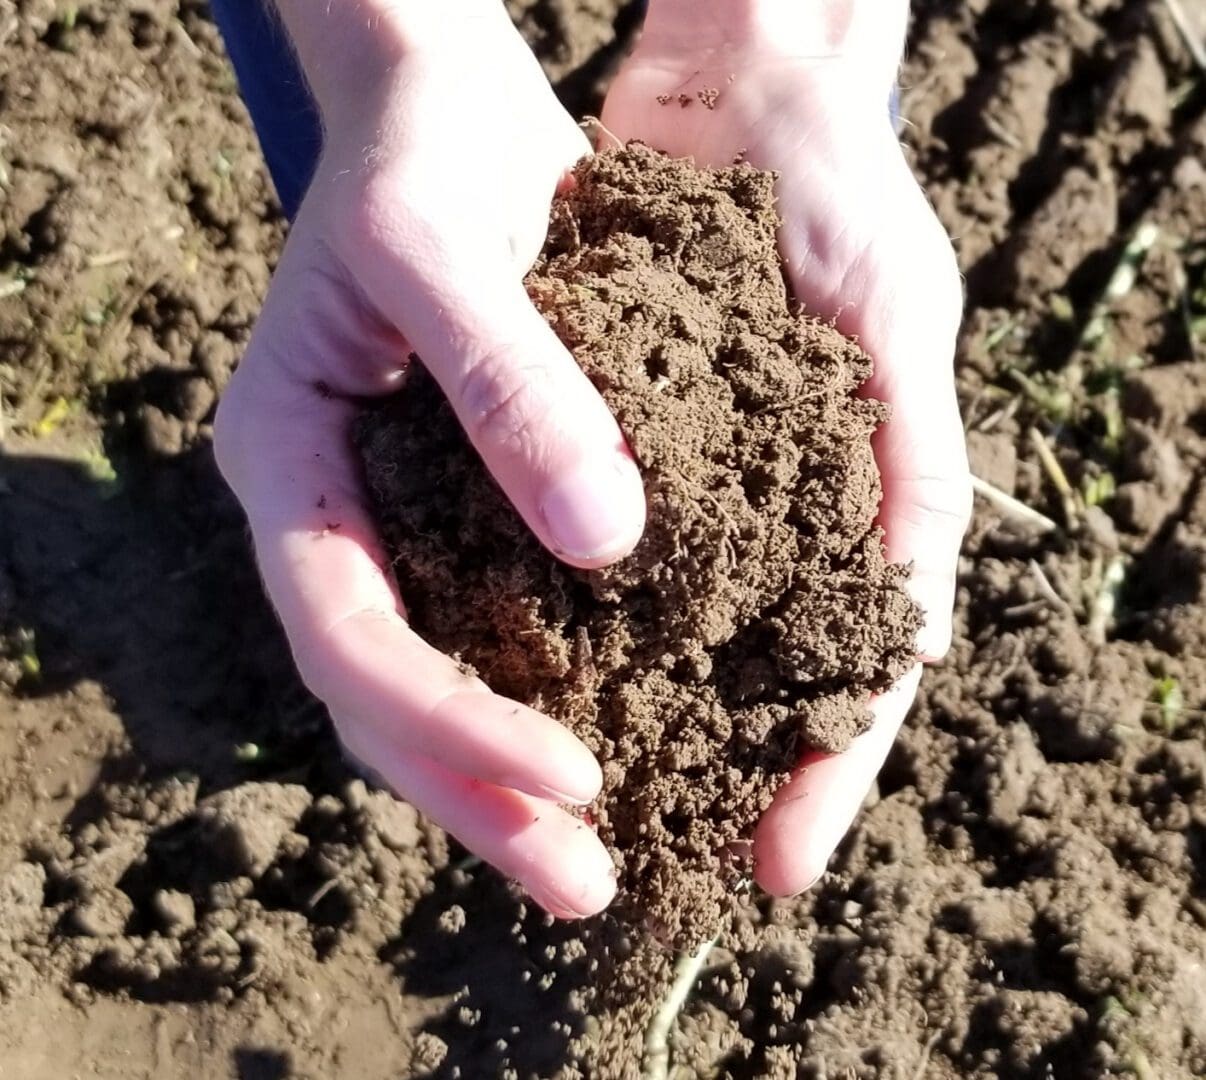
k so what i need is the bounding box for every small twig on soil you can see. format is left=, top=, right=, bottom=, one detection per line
left=644, top=935, right=717, bottom=1080
left=975, top=395, right=1020, bottom=433
left=1028, top=559, right=1073, bottom=613
left=1087, top=554, right=1128, bottom=645
left=170, top=17, right=203, bottom=58
left=970, top=475, right=1059, bottom=534
left=1161, top=0, right=1206, bottom=69
left=85, top=249, right=132, bottom=269
left=982, top=112, right=1022, bottom=149
left=308, top=877, right=340, bottom=910
left=1081, top=221, right=1161, bottom=349
left=1028, top=427, right=1080, bottom=531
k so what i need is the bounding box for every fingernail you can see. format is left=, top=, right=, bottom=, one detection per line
left=799, top=870, right=826, bottom=895
left=530, top=872, right=616, bottom=919
left=531, top=782, right=594, bottom=807
left=539, top=455, right=643, bottom=564
left=500, top=777, right=595, bottom=806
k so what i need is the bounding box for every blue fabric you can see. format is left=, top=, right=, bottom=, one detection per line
left=209, top=0, right=322, bottom=220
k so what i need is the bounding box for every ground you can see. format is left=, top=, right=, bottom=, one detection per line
left=0, top=0, right=1203, bottom=1077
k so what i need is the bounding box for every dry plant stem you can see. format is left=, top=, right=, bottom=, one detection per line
left=1088, top=555, right=1128, bottom=645
left=85, top=249, right=132, bottom=269
left=1028, top=559, right=1072, bottom=613
left=643, top=935, right=717, bottom=1080
left=970, top=474, right=1060, bottom=534
left=1028, top=428, right=1080, bottom=530
left=1161, top=0, right=1206, bottom=69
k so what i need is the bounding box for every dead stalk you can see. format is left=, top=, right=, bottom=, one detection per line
left=1028, top=427, right=1079, bottom=530
left=1088, top=555, right=1127, bottom=645
left=970, top=475, right=1059, bottom=534
left=1028, top=559, right=1072, bottom=613
left=1161, top=0, right=1206, bottom=69
left=644, top=935, right=716, bottom=1080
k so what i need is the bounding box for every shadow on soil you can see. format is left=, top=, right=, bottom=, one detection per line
left=0, top=440, right=318, bottom=788
left=233, top=1047, right=292, bottom=1080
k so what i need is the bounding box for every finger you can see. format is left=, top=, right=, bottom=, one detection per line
left=782, top=156, right=970, bottom=660
left=871, top=370, right=971, bottom=661
left=344, top=721, right=617, bottom=919
left=222, top=385, right=602, bottom=804
left=346, top=196, right=646, bottom=570
left=752, top=663, right=923, bottom=896
left=215, top=235, right=602, bottom=804
left=856, top=206, right=969, bottom=661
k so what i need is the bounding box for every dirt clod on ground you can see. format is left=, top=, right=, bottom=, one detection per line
left=357, top=144, right=920, bottom=948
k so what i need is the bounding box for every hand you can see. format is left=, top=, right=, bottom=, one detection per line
left=603, top=0, right=972, bottom=896
left=214, top=2, right=646, bottom=919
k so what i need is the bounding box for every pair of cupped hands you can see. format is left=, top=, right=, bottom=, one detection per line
left=214, top=2, right=970, bottom=919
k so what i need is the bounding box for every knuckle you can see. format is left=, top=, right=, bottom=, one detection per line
left=456, top=346, right=552, bottom=458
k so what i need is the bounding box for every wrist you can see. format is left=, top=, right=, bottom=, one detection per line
left=271, top=0, right=513, bottom=122
left=640, top=0, right=908, bottom=73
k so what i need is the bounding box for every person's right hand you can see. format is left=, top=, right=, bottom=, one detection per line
left=214, top=2, right=645, bottom=919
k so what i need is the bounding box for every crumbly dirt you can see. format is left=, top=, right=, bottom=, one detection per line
left=357, top=144, right=920, bottom=948
left=0, top=0, right=1205, bottom=1077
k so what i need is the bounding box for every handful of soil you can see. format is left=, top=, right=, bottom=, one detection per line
left=356, top=144, right=920, bottom=947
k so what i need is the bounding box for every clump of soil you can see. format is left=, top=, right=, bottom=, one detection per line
left=357, top=144, right=920, bottom=946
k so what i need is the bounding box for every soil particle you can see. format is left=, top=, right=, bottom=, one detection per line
left=0, top=862, right=47, bottom=941
left=196, top=782, right=312, bottom=878
left=151, top=889, right=197, bottom=936
left=358, top=144, right=920, bottom=947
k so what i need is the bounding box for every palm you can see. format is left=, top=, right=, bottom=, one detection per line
left=603, top=55, right=970, bottom=895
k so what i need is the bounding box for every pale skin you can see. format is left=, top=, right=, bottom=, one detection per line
left=214, top=0, right=971, bottom=918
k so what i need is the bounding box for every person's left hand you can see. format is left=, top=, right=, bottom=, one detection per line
left=602, top=3, right=972, bottom=896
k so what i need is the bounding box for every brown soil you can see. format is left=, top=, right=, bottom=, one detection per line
left=357, top=144, right=919, bottom=948
left=0, top=0, right=1204, bottom=1078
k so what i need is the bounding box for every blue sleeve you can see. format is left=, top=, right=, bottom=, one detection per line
left=209, top=0, right=323, bottom=220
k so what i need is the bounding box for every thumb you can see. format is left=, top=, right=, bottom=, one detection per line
left=359, top=242, right=647, bottom=569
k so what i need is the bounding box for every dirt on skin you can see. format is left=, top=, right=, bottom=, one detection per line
left=357, top=144, right=919, bottom=949
left=1, top=0, right=1206, bottom=1078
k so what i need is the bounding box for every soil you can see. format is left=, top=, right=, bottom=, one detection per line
left=357, top=144, right=920, bottom=949
left=0, top=0, right=1204, bottom=1078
